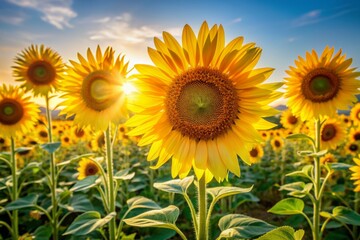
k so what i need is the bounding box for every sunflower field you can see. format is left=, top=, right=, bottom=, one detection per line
left=1, top=21, right=360, bottom=240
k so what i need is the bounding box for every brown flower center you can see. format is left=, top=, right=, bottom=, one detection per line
left=81, top=71, right=120, bottom=111
left=39, top=130, right=48, bottom=138
left=85, top=162, right=98, bottom=176
left=301, top=68, right=340, bottom=102
left=350, top=144, right=358, bottom=152
left=250, top=148, right=259, bottom=157
left=27, top=60, right=56, bottom=85
left=287, top=115, right=298, bottom=125
left=97, top=133, right=105, bottom=148
left=74, top=128, right=85, bottom=138
left=0, top=99, right=24, bottom=125
left=166, top=67, right=238, bottom=141
left=321, top=124, right=336, bottom=141
left=274, top=140, right=281, bottom=148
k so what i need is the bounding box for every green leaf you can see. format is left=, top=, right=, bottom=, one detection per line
left=268, top=198, right=304, bottom=215
left=126, top=196, right=160, bottom=211
left=207, top=186, right=253, bottom=204
left=297, top=150, right=327, bottom=157
left=286, top=133, right=313, bottom=142
left=320, top=211, right=332, bottom=218
left=57, top=153, right=95, bottom=166
left=123, top=205, right=179, bottom=229
left=255, top=226, right=304, bottom=240
left=63, top=211, right=116, bottom=236
left=153, top=176, right=194, bottom=195
left=59, top=194, right=94, bottom=212
left=286, top=165, right=313, bottom=181
left=332, top=206, right=360, bottom=226
left=279, top=182, right=313, bottom=198
left=5, top=193, right=38, bottom=211
left=70, top=175, right=99, bottom=192
left=114, top=168, right=135, bottom=180
left=33, top=225, right=52, bottom=240
left=218, top=214, right=275, bottom=239
left=330, top=163, right=352, bottom=170
left=15, top=147, right=33, bottom=153
left=40, top=142, right=61, bottom=154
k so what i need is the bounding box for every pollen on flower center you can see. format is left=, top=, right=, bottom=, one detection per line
left=166, top=67, right=238, bottom=141
left=322, top=124, right=336, bottom=141
left=0, top=99, right=24, bottom=125
left=27, top=60, right=56, bottom=85
left=81, top=71, right=118, bottom=111
left=301, top=68, right=340, bottom=102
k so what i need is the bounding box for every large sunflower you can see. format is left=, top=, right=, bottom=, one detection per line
left=0, top=85, right=39, bottom=139
left=59, top=46, right=130, bottom=131
left=13, top=44, right=64, bottom=96
left=126, top=22, right=281, bottom=181
left=284, top=46, right=360, bottom=121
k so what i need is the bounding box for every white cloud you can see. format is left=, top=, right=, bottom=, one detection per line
left=89, top=13, right=181, bottom=45
left=232, top=17, right=242, bottom=23
left=6, top=0, right=77, bottom=29
left=292, top=10, right=321, bottom=27
left=0, top=15, right=25, bottom=25
left=287, top=37, right=296, bottom=43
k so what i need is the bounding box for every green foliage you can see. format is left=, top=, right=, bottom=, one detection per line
left=154, top=175, right=194, bottom=195
left=5, top=193, right=38, bottom=211
left=40, top=142, right=61, bottom=154
left=268, top=198, right=304, bottom=215
left=255, top=226, right=304, bottom=240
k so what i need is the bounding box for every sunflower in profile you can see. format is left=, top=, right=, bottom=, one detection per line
left=320, top=153, right=337, bottom=165
left=0, top=85, right=39, bottom=139
left=350, top=155, right=360, bottom=192
left=13, top=45, right=64, bottom=96
left=126, top=22, right=281, bottom=181
left=310, top=118, right=346, bottom=150
left=77, top=158, right=100, bottom=180
left=350, top=103, right=360, bottom=126
left=284, top=46, right=360, bottom=121
left=91, top=131, right=105, bottom=152
left=249, top=144, right=264, bottom=164
left=280, top=109, right=302, bottom=132
left=59, top=46, right=130, bottom=131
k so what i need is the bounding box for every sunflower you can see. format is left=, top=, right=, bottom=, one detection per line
left=309, top=118, right=346, bottom=150
left=270, top=137, right=284, bottom=152
left=126, top=22, right=281, bottom=181
left=0, top=85, right=39, bottom=139
left=280, top=109, right=302, bottom=131
left=36, top=125, right=49, bottom=143
left=339, top=114, right=352, bottom=127
left=349, top=127, right=360, bottom=142
left=0, top=137, right=9, bottom=151
left=60, top=134, right=72, bottom=147
left=320, top=153, right=337, bottom=165
left=284, top=46, right=360, bottom=121
left=91, top=131, right=105, bottom=152
left=350, top=155, right=360, bottom=192
left=13, top=45, right=64, bottom=96
left=71, top=125, right=89, bottom=142
left=350, top=103, right=360, bottom=126
left=77, top=158, right=100, bottom=180
left=59, top=46, right=130, bottom=131
left=259, top=130, right=270, bottom=141
left=345, top=141, right=360, bottom=156
left=249, top=144, right=264, bottom=164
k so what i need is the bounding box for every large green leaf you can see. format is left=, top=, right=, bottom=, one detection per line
left=332, top=206, right=360, bottom=226
left=268, top=198, right=304, bottom=215
left=59, top=194, right=94, bottom=212
left=255, top=226, right=304, bottom=240
left=114, top=168, right=135, bottom=180
left=127, top=196, right=161, bottom=211
left=279, top=182, right=313, bottom=198
left=63, top=211, right=116, bottom=236
left=70, top=175, right=99, bottom=192
left=123, top=205, right=179, bottom=229
left=153, top=176, right=194, bottom=195
left=218, top=214, right=275, bottom=239
left=5, top=193, right=38, bottom=211
left=207, top=186, right=253, bottom=204
left=33, top=225, right=52, bottom=240
left=41, top=142, right=61, bottom=154
left=330, top=163, right=352, bottom=171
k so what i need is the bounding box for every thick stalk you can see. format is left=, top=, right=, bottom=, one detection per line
left=45, top=95, right=58, bottom=240
left=197, top=174, right=207, bottom=240
left=354, top=192, right=359, bottom=239
left=105, top=125, right=116, bottom=240
left=10, top=137, right=19, bottom=240
left=313, top=118, right=321, bottom=240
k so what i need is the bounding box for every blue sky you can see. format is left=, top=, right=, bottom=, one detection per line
left=1, top=0, right=360, bottom=105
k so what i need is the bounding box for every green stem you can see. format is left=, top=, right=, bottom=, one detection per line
left=313, top=118, right=321, bottom=240
left=197, top=174, right=207, bottom=240
left=105, top=125, right=116, bottom=240
left=0, top=220, right=13, bottom=236
left=10, top=137, right=19, bottom=240
left=172, top=226, right=188, bottom=240
left=354, top=192, right=359, bottom=239
left=183, top=193, right=198, bottom=236
left=45, top=95, right=58, bottom=240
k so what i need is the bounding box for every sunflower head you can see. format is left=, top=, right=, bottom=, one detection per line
left=350, top=103, right=360, bottom=126
left=13, top=45, right=64, bottom=97
left=320, top=153, right=337, bottom=165
left=350, top=155, right=360, bottom=192
left=91, top=131, right=105, bottom=152
left=77, top=158, right=100, bottom=180
left=0, top=85, right=39, bottom=139
left=284, top=46, right=360, bottom=121
left=345, top=141, right=360, bottom=156
left=126, top=21, right=281, bottom=182
left=270, top=137, right=284, bottom=152
left=280, top=109, right=302, bottom=132
left=59, top=46, right=130, bottom=131
left=249, top=144, right=264, bottom=164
